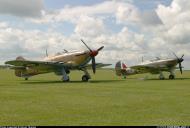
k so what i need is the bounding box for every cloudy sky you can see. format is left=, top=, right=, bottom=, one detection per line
left=0, top=0, right=189, bottom=69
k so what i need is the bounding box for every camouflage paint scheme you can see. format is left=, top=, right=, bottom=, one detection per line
left=5, top=40, right=110, bottom=81
left=115, top=55, right=184, bottom=80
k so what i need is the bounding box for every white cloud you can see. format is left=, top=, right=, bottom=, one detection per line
left=115, top=3, right=140, bottom=24
left=29, top=0, right=162, bottom=37
left=32, top=0, right=161, bottom=26
left=115, top=2, right=162, bottom=26
left=0, top=22, right=8, bottom=28
left=156, top=0, right=190, bottom=45
left=164, top=23, right=190, bottom=44
left=0, top=0, right=189, bottom=70
left=0, top=22, right=89, bottom=61
left=156, top=0, right=190, bottom=27
left=74, top=15, right=107, bottom=38
left=31, top=1, right=120, bottom=24
left=0, top=0, right=44, bottom=17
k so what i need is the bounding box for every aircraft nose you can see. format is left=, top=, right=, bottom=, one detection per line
left=89, top=50, right=98, bottom=57
left=177, top=58, right=184, bottom=63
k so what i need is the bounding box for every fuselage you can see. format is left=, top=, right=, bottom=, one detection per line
left=115, top=58, right=179, bottom=77
left=137, top=58, right=178, bottom=71
left=44, top=50, right=92, bottom=68
left=12, top=50, right=92, bottom=78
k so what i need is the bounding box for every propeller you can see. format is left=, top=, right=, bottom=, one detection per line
left=81, top=39, right=104, bottom=74
left=172, top=52, right=184, bottom=74
left=46, top=49, right=48, bottom=57
left=81, top=39, right=92, bottom=52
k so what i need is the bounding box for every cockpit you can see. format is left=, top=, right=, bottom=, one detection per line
left=150, top=57, right=161, bottom=62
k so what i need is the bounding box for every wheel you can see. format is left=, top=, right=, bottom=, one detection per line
left=62, top=76, right=70, bottom=82
left=25, top=78, right=28, bottom=81
left=82, top=75, right=89, bottom=82
left=169, top=75, right=175, bottom=80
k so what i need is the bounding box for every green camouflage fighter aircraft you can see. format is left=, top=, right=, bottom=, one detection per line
left=115, top=53, right=184, bottom=80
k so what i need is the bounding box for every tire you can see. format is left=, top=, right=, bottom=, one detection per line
left=82, top=75, right=89, bottom=82
left=169, top=75, right=175, bottom=80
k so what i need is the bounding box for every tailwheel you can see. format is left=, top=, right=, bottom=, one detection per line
left=169, top=75, right=175, bottom=80
left=82, top=75, right=90, bottom=82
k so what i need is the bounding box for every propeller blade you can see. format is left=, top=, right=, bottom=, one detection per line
left=92, top=57, right=96, bottom=74
left=81, top=39, right=92, bottom=52
left=80, top=39, right=104, bottom=74
left=46, top=49, right=48, bottom=57
left=97, top=46, right=104, bottom=52
left=179, top=62, right=183, bottom=74
left=181, top=54, right=184, bottom=59
left=172, top=52, right=184, bottom=74
left=172, top=52, right=179, bottom=59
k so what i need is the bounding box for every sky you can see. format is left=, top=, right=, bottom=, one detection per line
left=0, top=0, right=190, bottom=69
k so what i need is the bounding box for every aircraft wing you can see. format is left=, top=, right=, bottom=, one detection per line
left=130, top=59, right=179, bottom=74
left=130, top=65, right=167, bottom=74
left=84, top=63, right=112, bottom=69
left=5, top=60, right=71, bottom=69
left=5, top=60, right=111, bottom=70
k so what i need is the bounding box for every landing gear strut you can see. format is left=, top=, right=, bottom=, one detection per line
left=61, top=68, right=70, bottom=82
left=169, top=70, right=175, bottom=80
left=62, top=76, right=70, bottom=82
left=159, top=72, right=165, bottom=80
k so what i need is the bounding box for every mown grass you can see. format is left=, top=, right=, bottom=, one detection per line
left=0, top=69, right=190, bottom=126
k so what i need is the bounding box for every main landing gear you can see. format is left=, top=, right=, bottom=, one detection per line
left=159, top=72, right=165, bottom=80
left=82, top=75, right=90, bottom=82
left=159, top=71, right=175, bottom=80
left=60, top=68, right=91, bottom=82
left=61, top=68, right=70, bottom=82
left=62, top=76, right=70, bottom=82
left=81, top=69, right=91, bottom=82
left=169, top=74, right=175, bottom=80
left=169, top=70, right=175, bottom=80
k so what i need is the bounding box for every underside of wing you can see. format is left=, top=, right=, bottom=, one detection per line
left=5, top=59, right=70, bottom=77
left=5, top=60, right=69, bottom=68
left=130, top=65, right=160, bottom=74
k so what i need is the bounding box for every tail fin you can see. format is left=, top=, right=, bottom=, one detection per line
left=115, top=61, right=127, bottom=78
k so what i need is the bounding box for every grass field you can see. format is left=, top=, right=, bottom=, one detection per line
left=0, top=69, right=190, bottom=126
